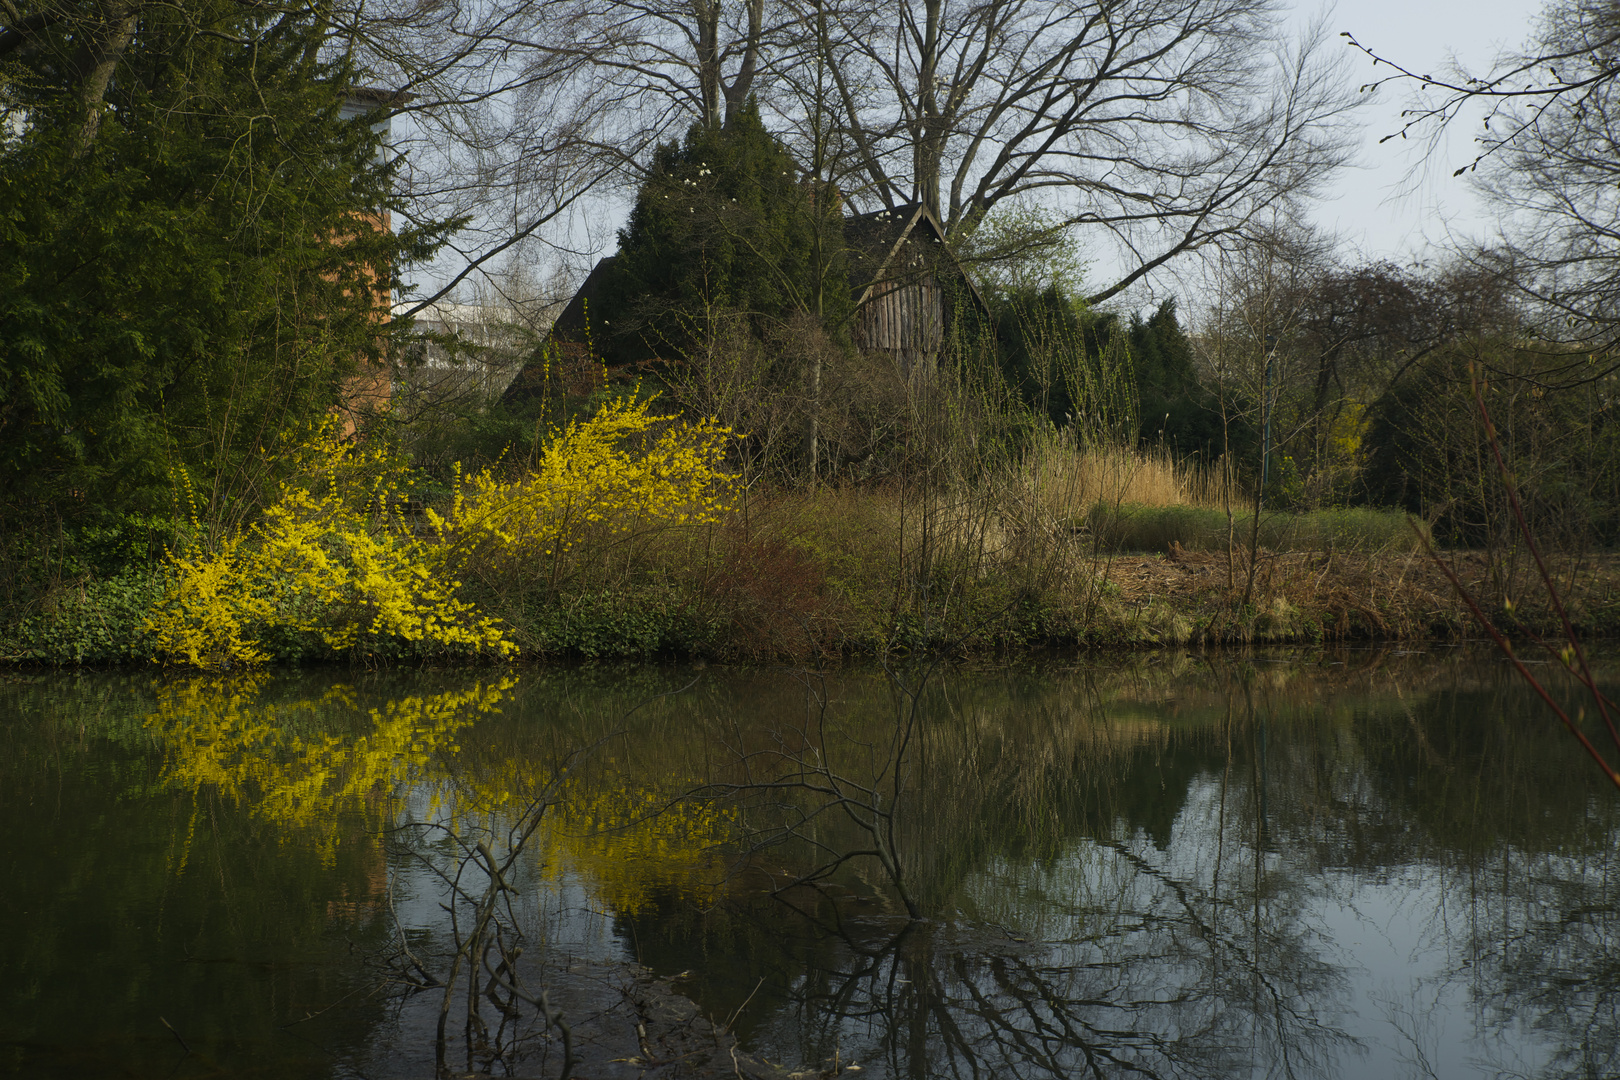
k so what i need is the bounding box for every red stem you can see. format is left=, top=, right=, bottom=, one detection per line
left=1422, top=530, right=1620, bottom=790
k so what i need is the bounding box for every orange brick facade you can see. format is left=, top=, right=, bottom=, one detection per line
left=332, top=89, right=405, bottom=437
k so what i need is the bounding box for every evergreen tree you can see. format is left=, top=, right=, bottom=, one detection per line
left=992, top=287, right=1133, bottom=438
left=1126, top=299, right=1225, bottom=459
left=0, top=2, right=452, bottom=522
left=601, top=99, right=849, bottom=361
left=992, top=291, right=1232, bottom=460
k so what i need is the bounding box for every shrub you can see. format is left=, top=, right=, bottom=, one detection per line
left=1, top=568, right=166, bottom=665
left=145, top=422, right=516, bottom=670
left=430, top=394, right=735, bottom=594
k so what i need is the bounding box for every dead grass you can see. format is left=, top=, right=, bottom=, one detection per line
left=1092, top=547, right=1620, bottom=644
left=705, top=484, right=1620, bottom=654
left=457, top=462, right=1620, bottom=661
left=1018, top=431, right=1232, bottom=520
left=1011, top=434, right=1419, bottom=555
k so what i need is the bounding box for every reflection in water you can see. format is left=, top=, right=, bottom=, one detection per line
left=1, top=653, right=1618, bottom=1079
left=138, top=673, right=731, bottom=914
left=135, top=672, right=737, bottom=1075
left=607, top=657, right=1620, bottom=1080
left=144, top=674, right=513, bottom=859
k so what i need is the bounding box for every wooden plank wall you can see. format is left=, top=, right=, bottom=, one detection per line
left=856, top=277, right=945, bottom=373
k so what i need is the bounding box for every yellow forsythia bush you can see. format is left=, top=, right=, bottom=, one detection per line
left=147, top=421, right=516, bottom=670
left=429, top=394, right=735, bottom=585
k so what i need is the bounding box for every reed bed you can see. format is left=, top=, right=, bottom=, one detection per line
left=1011, top=432, right=1418, bottom=554
left=1017, top=432, right=1237, bottom=515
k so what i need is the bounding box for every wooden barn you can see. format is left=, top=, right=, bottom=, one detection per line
left=501, top=202, right=986, bottom=404
left=844, top=202, right=987, bottom=373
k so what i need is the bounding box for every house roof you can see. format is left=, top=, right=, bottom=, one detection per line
left=504, top=206, right=987, bottom=402
left=548, top=256, right=619, bottom=343
left=499, top=258, right=619, bottom=404
left=844, top=202, right=988, bottom=315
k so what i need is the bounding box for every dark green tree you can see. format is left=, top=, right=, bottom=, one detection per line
left=992, top=287, right=1128, bottom=437
left=991, top=289, right=1226, bottom=457
left=1361, top=341, right=1620, bottom=548
left=1127, top=299, right=1225, bottom=459
left=0, top=1, right=451, bottom=526
left=600, top=98, right=849, bottom=362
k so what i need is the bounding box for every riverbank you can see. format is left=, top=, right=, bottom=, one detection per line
left=481, top=546, right=1620, bottom=661
left=1069, top=547, right=1620, bottom=646
left=5, top=541, right=1618, bottom=667
left=9, top=417, right=1608, bottom=668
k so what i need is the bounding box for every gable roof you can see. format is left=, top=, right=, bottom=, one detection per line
left=844, top=203, right=988, bottom=315
left=548, top=256, right=619, bottom=343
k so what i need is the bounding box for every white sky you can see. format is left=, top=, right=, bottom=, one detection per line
left=1307, top=0, right=1546, bottom=262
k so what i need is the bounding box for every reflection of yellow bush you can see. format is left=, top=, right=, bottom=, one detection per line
left=540, top=780, right=735, bottom=915
left=429, top=394, right=734, bottom=587
left=146, top=675, right=516, bottom=861
left=142, top=673, right=732, bottom=910
left=146, top=422, right=515, bottom=670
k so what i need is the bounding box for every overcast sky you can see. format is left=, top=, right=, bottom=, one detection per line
left=406, top=0, right=1554, bottom=310
left=1309, top=0, right=1546, bottom=262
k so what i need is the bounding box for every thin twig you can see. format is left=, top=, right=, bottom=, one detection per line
left=723, top=976, right=767, bottom=1034
left=1413, top=368, right=1620, bottom=790
left=159, top=1016, right=191, bottom=1056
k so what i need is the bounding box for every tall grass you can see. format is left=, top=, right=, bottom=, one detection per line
left=1017, top=430, right=1234, bottom=517
left=1009, top=428, right=1419, bottom=553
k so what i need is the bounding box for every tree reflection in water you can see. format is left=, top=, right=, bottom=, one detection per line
left=733, top=834, right=1354, bottom=1080
left=608, top=654, right=1620, bottom=1079
left=8, top=653, right=1620, bottom=1079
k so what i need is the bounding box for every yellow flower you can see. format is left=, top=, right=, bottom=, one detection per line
left=144, top=397, right=735, bottom=671
left=146, top=417, right=516, bottom=669
left=433, top=393, right=736, bottom=588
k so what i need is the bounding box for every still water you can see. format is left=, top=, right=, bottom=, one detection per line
left=2, top=651, right=1615, bottom=1079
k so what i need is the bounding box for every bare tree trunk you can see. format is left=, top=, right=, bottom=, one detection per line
left=694, top=0, right=723, bottom=130
left=908, top=0, right=945, bottom=219
left=71, top=1, right=141, bottom=158
left=722, top=0, right=766, bottom=124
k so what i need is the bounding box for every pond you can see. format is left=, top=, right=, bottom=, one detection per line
left=2, top=650, right=1616, bottom=1079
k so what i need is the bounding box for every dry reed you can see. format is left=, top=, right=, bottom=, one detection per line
left=1016, top=430, right=1238, bottom=520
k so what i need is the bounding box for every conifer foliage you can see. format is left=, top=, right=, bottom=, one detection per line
left=0, top=1, right=452, bottom=521
left=602, top=99, right=847, bottom=360
left=1128, top=300, right=1226, bottom=458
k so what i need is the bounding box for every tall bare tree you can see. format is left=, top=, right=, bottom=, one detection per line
left=395, top=0, right=1358, bottom=306
left=1469, top=6, right=1620, bottom=358
left=1350, top=0, right=1620, bottom=357
left=2, top=1, right=1359, bottom=323
left=802, top=1, right=1360, bottom=303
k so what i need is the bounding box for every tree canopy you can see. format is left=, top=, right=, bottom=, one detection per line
left=600, top=98, right=848, bottom=362
left=1353, top=0, right=1620, bottom=356
left=0, top=1, right=450, bottom=521
left=361, top=0, right=1358, bottom=311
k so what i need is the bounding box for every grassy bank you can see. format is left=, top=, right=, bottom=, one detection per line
left=457, top=487, right=1615, bottom=660
left=4, top=425, right=1614, bottom=667
left=6, top=478, right=1618, bottom=667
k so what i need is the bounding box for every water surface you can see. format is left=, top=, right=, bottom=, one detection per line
left=2, top=651, right=1614, bottom=1079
